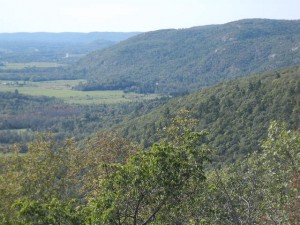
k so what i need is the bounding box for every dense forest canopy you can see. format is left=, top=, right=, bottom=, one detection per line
left=119, top=65, right=300, bottom=162
left=0, top=89, right=168, bottom=152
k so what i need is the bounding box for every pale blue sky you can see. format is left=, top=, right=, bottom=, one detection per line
left=1, top=0, right=299, bottom=32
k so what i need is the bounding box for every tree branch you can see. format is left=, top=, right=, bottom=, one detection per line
left=134, top=193, right=145, bottom=225
left=141, top=197, right=168, bottom=225
left=215, top=170, right=241, bottom=225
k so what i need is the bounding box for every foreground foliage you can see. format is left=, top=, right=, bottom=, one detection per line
left=87, top=111, right=211, bottom=224
left=189, top=121, right=300, bottom=224
left=0, top=113, right=299, bottom=224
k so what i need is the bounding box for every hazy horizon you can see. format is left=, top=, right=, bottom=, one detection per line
left=1, top=0, right=300, bottom=33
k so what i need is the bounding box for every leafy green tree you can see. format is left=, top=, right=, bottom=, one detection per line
left=78, top=132, right=138, bottom=199
left=0, top=134, right=80, bottom=221
left=258, top=121, right=300, bottom=224
left=12, top=198, right=84, bottom=225
left=87, top=110, right=211, bottom=224
left=187, top=121, right=300, bottom=224
left=0, top=131, right=139, bottom=223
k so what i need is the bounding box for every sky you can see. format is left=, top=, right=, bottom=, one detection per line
left=1, top=0, right=300, bottom=33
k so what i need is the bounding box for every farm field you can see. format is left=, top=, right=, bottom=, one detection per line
left=0, top=62, right=65, bottom=69
left=0, top=79, right=160, bottom=104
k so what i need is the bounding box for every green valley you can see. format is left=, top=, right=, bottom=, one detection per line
left=0, top=80, right=159, bottom=105
left=0, top=18, right=299, bottom=224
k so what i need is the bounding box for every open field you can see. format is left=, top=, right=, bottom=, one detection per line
left=0, top=128, right=28, bottom=133
left=0, top=152, right=12, bottom=157
left=0, top=80, right=160, bottom=104
left=1, top=62, right=65, bottom=69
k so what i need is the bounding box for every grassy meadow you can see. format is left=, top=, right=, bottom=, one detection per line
left=1, top=62, right=65, bottom=69
left=0, top=79, right=159, bottom=104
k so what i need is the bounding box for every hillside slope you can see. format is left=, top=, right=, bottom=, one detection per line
left=74, top=19, right=300, bottom=94
left=119, top=65, right=300, bottom=162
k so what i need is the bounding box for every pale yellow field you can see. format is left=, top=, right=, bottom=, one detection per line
left=0, top=80, right=159, bottom=104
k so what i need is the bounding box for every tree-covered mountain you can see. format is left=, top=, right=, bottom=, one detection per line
left=118, top=65, right=300, bottom=162
left=74, top=19, right=300, bottom=94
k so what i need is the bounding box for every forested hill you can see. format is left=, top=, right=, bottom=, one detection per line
left=74, top=19, right=300, bottom=94
left=119, top=65, right=300, bottom=162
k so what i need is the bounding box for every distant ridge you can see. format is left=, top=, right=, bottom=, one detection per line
left=0, top=32, right=140, bottom=43
left=73, top=19, right=300, bottom=94
left=0, top=32, right=140, bottom=63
